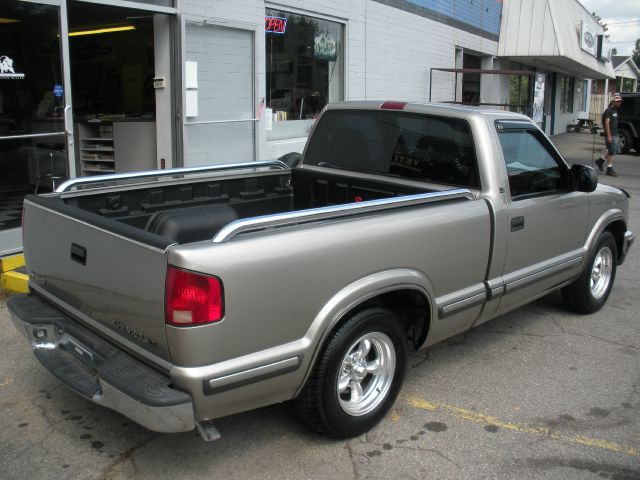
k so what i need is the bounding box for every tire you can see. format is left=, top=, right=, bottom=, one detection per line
left=618, top=129, right=632, bottom=154
left=562, top=231, right=617, bottom=314
left=294, top=307, right=407, bottom=438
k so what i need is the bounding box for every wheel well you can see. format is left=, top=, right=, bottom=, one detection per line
left=605, top=220, right=626, bottom=260
left=333, top=289, right=431, bottom=351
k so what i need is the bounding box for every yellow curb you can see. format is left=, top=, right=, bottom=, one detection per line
left=0, top=253, right=25, bottom=273
left=0, top=270, right=29, bottom=294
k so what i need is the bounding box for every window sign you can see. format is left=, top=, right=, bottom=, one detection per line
left=0, top=55, right=25, bottom=79
left=314, top=31, right=337, bottom=61
left=53, top=84, right=64, bottom=97
left=265, top=16, right=287, bottom=34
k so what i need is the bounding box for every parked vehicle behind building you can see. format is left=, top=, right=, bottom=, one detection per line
left=618, top=92, right=640, bottom=154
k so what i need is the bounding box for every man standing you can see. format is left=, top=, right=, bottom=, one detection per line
left=596, top=94, right=622, bottom=177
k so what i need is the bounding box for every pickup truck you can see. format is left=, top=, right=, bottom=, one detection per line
left=8, top=101, right=634, bottom=441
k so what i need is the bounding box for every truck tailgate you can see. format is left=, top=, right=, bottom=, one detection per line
left=22, top=196, right=173, bottom=363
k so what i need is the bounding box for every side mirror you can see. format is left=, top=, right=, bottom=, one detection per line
left=571, top=164, right=598, bottom=192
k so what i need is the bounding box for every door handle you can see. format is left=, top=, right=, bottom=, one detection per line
left=511, top=216, right=525, bottom=232
left=70, top=243, right=87, bottom=265
left=64, top=106, right=73, bottom=135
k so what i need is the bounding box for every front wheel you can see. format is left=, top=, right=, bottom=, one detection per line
left=618, top=129, right=632, bottom=154
left=562, top=231, right=617, bottom=314
left=294, top=307, right=407, bottom=438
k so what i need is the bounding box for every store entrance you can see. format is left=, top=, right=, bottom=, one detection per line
left=0, top=0, right=70, bottom=256
left=0, top=0, right=174, bottom=256
left=67, top=1, right=172, bottom=177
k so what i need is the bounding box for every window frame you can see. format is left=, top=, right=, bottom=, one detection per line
left=496, top=121, right=572, bottom=201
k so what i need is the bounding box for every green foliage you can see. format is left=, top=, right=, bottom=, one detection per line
left=633, top=39, right=640, bottom=68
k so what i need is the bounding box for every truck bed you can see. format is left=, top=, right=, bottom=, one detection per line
left=27, top=167, right=437, bottom=247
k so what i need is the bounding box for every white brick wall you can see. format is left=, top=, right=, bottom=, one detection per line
left=179, top=0, right=499, bottom=160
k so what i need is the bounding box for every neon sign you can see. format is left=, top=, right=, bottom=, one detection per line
left=265, top=16, right=287, bottom=34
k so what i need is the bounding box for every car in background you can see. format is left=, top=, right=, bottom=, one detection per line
left=619, top=92, right=640, bottom=154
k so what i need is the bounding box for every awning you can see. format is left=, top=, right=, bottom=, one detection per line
left=498, top=0, right=615, bottom=79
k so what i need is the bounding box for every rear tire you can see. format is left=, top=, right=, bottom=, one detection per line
left=294, top=307, right=407, bottom=438
left=562, top=231, right=617, bottom=314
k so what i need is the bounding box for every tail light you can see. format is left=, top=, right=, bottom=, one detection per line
left=165, top=267, right=224, bottom=326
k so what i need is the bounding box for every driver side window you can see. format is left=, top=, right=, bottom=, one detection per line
left=498, top=129, right=569, bottom=199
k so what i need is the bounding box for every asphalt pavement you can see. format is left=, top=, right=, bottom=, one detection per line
left=1, top=131, right=639, bottom=480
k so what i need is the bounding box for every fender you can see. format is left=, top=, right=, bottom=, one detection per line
left=294, top=268, right=435, bottom=395
left=581, top=208, right=625, bottom=269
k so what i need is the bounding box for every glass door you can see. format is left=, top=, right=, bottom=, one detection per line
left=0, top=0, right=73, bottom=256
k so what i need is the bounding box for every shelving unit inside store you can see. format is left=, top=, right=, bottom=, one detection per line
left=77, top=121, right=115, bottom=175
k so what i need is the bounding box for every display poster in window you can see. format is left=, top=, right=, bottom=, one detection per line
left=532, top=73, right=545, bottom=124
left=0, top=55, right=25, bottom=79
left=314, top=31, right=337, bottom=61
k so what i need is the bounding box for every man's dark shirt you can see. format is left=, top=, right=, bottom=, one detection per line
left=602, top=107, right=619, bottom=138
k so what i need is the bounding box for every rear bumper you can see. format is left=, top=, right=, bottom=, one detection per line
left=8, top=294, right=195, bottom=434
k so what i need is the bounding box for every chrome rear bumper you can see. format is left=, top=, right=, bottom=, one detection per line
left=8, top=294, right=195, bottom=435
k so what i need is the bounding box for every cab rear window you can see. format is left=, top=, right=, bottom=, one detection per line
left=305, top=110, right=480, bottom=189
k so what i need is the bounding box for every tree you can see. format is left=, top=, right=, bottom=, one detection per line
left=633, top=39, right=640, bottom=67
left=612, top=48, right=618, bottom=56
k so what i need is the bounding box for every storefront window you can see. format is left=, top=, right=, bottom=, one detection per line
left=576, top=80, right=588, bottom=111
left=508, top=75, right=530, bottom=115
left=265, top=10, right=344, bottom=141
left=559, top=76, right=574, bottom=113
left=1, top=1, right=66, bottom=246
left=129, top=0, right=175, bottom=7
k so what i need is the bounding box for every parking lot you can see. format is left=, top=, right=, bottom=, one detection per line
left=1, top=131, right=639, bottom=480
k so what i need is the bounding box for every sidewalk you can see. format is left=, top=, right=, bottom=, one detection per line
left=552, top=130, right=639, bottom=169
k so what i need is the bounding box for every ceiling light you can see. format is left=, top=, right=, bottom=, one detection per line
left=69, top=25, right=135, bottom=37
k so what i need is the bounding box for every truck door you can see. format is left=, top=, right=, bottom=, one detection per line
left=494, top=121, right=589, bottom=314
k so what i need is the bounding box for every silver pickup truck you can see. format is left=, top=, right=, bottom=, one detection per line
left=9, top=102, right=634, bottom=441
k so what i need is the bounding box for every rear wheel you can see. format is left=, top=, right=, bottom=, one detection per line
left=294, top=307, right=407, bottom=438
left=562, top=231, right=617, bottom=314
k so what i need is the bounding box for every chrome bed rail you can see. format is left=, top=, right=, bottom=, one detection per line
left=56, top=160, right=289, bottom=193
left=213, top=188, right=475, bottom=243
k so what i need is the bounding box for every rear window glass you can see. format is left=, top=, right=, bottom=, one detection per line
left=304, top=110, right=480, bottom=189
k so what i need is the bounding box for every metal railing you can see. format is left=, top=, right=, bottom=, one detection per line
left=212, top=188, right=475, bottom=243
left=56, top=160, right=289, bottom=193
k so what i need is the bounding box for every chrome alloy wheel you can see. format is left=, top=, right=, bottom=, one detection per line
left=337, top=332, right=396, bottom=416
left=591, top=246, right=613, bottom=300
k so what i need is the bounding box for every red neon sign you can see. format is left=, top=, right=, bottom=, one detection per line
left=265, top=16, right=287, bottom=34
